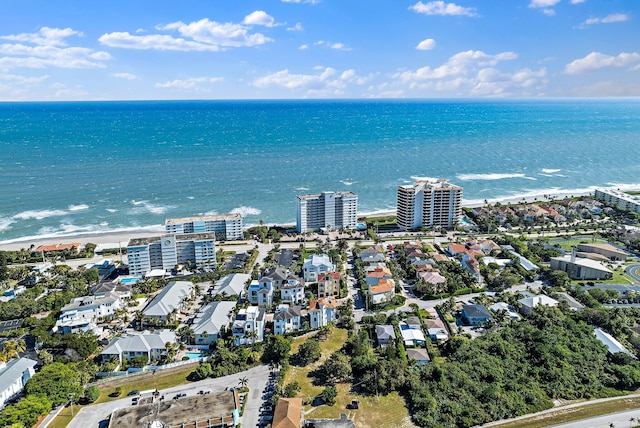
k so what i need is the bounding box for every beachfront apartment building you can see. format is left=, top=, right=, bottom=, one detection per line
left=397, top=179, right=462, bottom=230
left=127, top=233, right=216, bottom=277
left=164, top=213, right=243, bottom=241
left=296, top=191, right=358, bottom=233
left=594, top=188, right=640, bottom=214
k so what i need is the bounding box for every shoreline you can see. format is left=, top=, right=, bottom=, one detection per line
left=0, top=190, right=595, bottom=252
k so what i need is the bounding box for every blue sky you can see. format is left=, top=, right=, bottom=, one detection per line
left=0, top=0, right=638, bottom=100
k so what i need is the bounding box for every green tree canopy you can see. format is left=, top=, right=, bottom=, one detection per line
left=24, top=362, right=83, bottom=407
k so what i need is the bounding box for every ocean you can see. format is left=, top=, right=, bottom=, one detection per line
left=1, top=99, right=639, bottom=244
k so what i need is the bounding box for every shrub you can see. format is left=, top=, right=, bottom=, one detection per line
left=85, top=386, right=100, bottom=403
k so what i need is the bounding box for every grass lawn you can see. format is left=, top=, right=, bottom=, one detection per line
left=492, top=396, right=640, bottom=428
left=285, top=328, right=416, bottom=428
left=555, top=238, right=597, bottom=251
left=306, top=384, right=416, bottom=428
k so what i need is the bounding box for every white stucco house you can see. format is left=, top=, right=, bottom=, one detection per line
left=0, top=358, right=37, bottom=409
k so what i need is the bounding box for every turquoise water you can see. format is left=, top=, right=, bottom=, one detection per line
left=119, top=277, right=140, bottom=284
left=183, top=351, right=205, bottom=359
left=1, top=99, right=640, bottom=244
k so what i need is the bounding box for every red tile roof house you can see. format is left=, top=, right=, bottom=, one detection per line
left=34, top=242, right=81, bottom=255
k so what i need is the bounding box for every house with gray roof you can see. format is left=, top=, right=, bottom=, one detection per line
left=274, top=304, right=303, bottom=335
left=461, top=304, right=492, bottom=327
left=406, top=348, right=430, bottom=365
left=143, top=281, right=193, bottom=322
left=0, top=358, right=37, bottom=408
left=192, top=301, right=237, bottom=346
left=375, top=325, right=396, bottom=347
left=211, top=273, right=250, bottom=298
left=100, top=330, right=176, bottom=364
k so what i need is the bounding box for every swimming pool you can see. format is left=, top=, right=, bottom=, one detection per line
left=119, top=277, right=140, bottom=285
left=183, top=351, right=206, bottom=359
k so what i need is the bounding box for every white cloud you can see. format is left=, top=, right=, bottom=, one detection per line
left=542, top=8, right=556, bottom=16
left=0, top=27, right=110, bottom=71
left=281, top=0, right=320, bottom=3
left=410, top=1, right=477, bottom=17
left=111, top=72, right=137, bottom=80
left=0, top=27, right=81, bottom=47
left=314, top=40, right=351, bottom=51
left=99, top=32, right=219, bottom=51
left=582, top=13, right=629, bottom=26
left=298, top=44, right=309, bottom=50
left=416, top=38, right=436, bottom=50
left=395, top=50, right=517, bottom=81
left=570, top=0, right=585, bottom=3
left=287, top=23, right=304, bottom=31
left=253, top=67, right=371, bottom=96
left=0, top=73, right=48, bottom=84
left=528, top=0, right=560, bottom=8
left=392, top=50, right=545, bottom=97
left=565, top=52, right=640, bottom=74
left=100, top=18, right=272, bottom=51
left=155, top=77, right=223, bottom=89
left=243, top=11, right=278, bottom=28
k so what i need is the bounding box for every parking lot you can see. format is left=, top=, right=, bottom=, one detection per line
left=67, top=365, right=270, bottom=428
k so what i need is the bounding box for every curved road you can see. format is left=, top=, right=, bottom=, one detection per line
left=626, top=264, right=640, bottom=284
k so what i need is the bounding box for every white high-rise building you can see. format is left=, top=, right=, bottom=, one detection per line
left=397, top=179, right=462, bottom=230
left=127, top=232, right=216, bottom=277
left=296, top=191, right=358, bottom=233
left=164, top=213, right=243, bottom=241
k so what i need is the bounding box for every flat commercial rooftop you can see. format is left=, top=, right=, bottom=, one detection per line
left=109, top=390, right=238, bottom=428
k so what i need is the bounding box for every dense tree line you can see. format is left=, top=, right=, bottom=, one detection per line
left=405, top=306, right=640, bottom=427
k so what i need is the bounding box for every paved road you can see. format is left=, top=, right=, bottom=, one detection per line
left=548, top=407, right=640, bottom=428
left=626, top=264, right=640, bottom=283
left=67, top=365, right=270, bottom=428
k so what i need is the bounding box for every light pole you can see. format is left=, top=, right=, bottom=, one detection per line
left=68, top=393, right=75, bottom=416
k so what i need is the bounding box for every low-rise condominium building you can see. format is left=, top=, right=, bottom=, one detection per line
left=164, top=213, right=243, bottom=241
left=127, top=232, right=217, bottom=277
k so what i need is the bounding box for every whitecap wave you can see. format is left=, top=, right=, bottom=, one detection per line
left=461, top=183, right=637, bottom=207
left=541, top=168, right=561, bottom=174
left=0, top=217, right=16, bottom=232
left=410, top=176, right=440, bottom=182
left=13, top=209, right=68, bottom=220
left=204, top=210, right=219, bottom=216
left=68, top=204, right=89, bottom=211
left=231, top=206, right=261, bottom=217
left=457, top=173, right=529, bottom=181
left=294, top=187, right=310, bottom=191
left=130, top=200, right=174, bottom=215
left=106, top=208, right=118, bottom=213
left=187, top=196, right=195, bottom=200
left=340, top=180, right=356, bottom=186
left=0, top=223, right=165, bottom=246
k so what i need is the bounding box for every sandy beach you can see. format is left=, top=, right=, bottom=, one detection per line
left=0, top=191, right=593, bottom=253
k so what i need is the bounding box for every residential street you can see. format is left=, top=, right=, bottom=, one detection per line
left=67, top=364, right=270, bottom=428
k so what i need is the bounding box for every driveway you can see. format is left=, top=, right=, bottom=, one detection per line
left=67, top=364, right=270, bottom=428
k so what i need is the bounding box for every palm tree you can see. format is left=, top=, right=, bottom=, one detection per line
left=238, top=376, right=248, bottom=389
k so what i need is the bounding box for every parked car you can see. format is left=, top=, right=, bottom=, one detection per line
left=173, top=393, right=186, bottom=400
left=127, top=390, right=139, bottom=396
